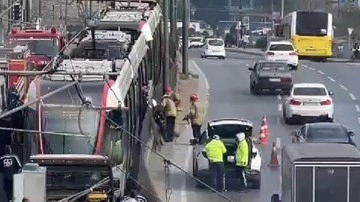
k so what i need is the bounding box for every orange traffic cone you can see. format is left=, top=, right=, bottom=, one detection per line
left=268, top=142, right=279, bottom=168
left=261, top=115, right=270, bottom=137
left=258, top=115, right=269, bottom=145
left=259, top=130, right=268, bottom=145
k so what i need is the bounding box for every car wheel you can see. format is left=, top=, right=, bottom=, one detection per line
left=204, top=56, right=208, bottom=59
left=327, top=117, right=334, bottom=122
left=251, top=178, right=261, bottom=189
left=285, top=116, right=293, bottom=125
left=201, top=55, right=204, bottom=58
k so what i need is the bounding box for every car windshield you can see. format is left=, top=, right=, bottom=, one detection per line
left=208, top=124, right=252, bottom=139
left=260, top=63, right=289, bottom=72
left=269, top=44, right=294, bottom=51
left=293, top=87, right=327, bottom=96
left=6, top=38, right=59, bottom=57
left=45, top=165, right=110, bottom=190
left=208, top=39, right=224, bottom=46
left=308, top=127, right=348, bottom=139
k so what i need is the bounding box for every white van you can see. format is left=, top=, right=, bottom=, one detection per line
left=201, top=38, right=226, bottom=59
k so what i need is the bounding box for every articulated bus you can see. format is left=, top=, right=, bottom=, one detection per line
left=277, top=11, right=333, bottom=60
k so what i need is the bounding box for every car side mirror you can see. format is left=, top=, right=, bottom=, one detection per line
left=248, top=67, right=254, bottom=71
left=114, top=178, right=121, bottom=189
left=290, top=131, right=297, bottom=136
left=189, top=138, right=198, bottom=145
left=348, top=130, right=355, bottom=136
left=328, top=90, right=334, bottom=95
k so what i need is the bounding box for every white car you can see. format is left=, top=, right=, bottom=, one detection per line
left=282, top=83, right=334, bottom=124
left=190, top=118, right=261, bottom=189
left=201, top=38, right=226, bottom=59
left=265, top=41, right=298, bottom=70
left=189, top=37, right=204, bottom=48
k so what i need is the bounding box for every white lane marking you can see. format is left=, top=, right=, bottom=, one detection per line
left=301, top=64, right=308, bottom=68
left=317, top=70, right=324, bottom=75
left=339, top=84, right=348, bottom=91
left=358, top=117, right=360, bottom=125
left=356, top=105, right=360, bottom=112
left=327, top=76, right=336, bottom=82
left=308, top=67, right=315, bottom=70
left=278, top=104, right=282, bottom=112
left=277, top=95, right=281, bottom=100
left=349, top=93, right=357, bottom=100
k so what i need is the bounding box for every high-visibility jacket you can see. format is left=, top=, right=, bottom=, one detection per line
left=205, top=139, right=227, bottom=163
left=235, top=140, right=249, bottom=167
left=161, top=97, right=177, bottom=117
left=188, top=103, right=204, bottom=125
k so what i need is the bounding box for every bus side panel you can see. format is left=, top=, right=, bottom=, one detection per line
left=315, top=166, right=347, bottom=202
left=349, top=167, right=360, bottom=202
left=295, top=166, right=312, bottom=202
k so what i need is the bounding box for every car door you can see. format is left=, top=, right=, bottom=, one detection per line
left=283, top=86, right=293, bottom=111
left=250, top=63, right=259, bottom=83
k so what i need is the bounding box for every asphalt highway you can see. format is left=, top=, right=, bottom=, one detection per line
left=184, top=49, right=360, bottom=202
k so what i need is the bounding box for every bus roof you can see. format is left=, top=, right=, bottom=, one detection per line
left=283, top=143, right=360, bottom=162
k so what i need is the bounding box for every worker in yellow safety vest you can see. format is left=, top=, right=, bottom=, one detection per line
left=235, top=132, right=249, bottom=189
left=203, top=135, right=227, bottom=192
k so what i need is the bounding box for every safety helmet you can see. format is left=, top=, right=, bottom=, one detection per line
left=213, top=135, right=220, bottom=140
left=236, top=132, right=246, bottom=142
left=190, top=94, right=199, bottom=101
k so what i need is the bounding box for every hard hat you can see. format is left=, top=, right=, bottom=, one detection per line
left=236, top=132, right=245, bottom=142
left=213, top=135, right=220, bottom=140
left=190, top=94, right=199, bottom=101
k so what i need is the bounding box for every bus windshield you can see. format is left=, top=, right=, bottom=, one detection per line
left=6, top=38, right=59, bottom=57
left=296, top=12, right=328, bottom=36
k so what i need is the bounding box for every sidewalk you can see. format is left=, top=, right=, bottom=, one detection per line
left=142, top=59, right=209, bottom=202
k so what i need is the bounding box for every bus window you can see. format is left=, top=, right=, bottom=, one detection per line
left=296, top=12, right=328, bottom=36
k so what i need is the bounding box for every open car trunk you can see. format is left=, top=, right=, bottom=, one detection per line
left=207, top=123, right=253, bottom=167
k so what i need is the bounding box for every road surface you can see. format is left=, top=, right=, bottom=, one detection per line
left=182, top=49, right=360, bottom=202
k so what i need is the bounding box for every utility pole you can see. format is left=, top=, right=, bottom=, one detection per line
left=163, top=0, right=170, bottom=92
left=281, top=0, right=284, bottom=19
left=38, top=0, right=41, bottom=18
left=182, top=0, right=189, bottom=75
left=65, top=0, right=68, bottom=27
left=169, top=0, right=177, bottom=61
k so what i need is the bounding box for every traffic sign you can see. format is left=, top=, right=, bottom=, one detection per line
left=348, top=28, right=354, bottom=35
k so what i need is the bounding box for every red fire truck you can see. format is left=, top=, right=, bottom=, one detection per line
left=5, top=27, right=66, bottom=71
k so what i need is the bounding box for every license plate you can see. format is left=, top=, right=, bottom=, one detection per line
left=227, top=155, right=235, bottom=163
left=213, top=50, right=220, bottom=52
left=269, top=78, right=281, bottom=82
left=303, top=102, right=318, bottom=106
